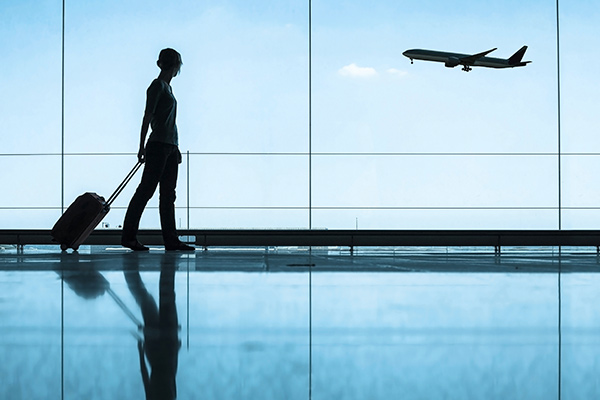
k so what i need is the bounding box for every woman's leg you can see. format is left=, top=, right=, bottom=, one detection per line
left=158, top=147, right=179, bottom=246
left=122, top=143, right=170, bottom=244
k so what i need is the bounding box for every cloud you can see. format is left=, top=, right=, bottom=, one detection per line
left=387, top=68, right=408, bottom=78
left=338, top=63, right=377, bottom=78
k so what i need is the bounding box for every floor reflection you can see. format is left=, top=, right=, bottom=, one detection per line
left=2, top=250, right=600, bottom=399
left=124, top=254, right=180, bottom=400
left=57, top=253, right=181, bottom=399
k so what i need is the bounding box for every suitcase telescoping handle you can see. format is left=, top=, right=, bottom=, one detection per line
left=106, top=162, right=143, bottom=207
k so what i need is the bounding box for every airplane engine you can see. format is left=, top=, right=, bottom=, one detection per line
left=445, top=57, right=460, bottom=68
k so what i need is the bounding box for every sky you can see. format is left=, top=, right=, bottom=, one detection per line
left=1, top=0, right=599, bottom=230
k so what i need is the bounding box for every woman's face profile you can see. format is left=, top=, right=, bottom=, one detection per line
left=172, top=63, right=181, bottom=77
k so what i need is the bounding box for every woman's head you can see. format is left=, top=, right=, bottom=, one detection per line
left=157, top=48, right=182, bottom=77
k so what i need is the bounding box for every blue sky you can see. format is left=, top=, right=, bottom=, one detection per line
left=1, top=0, right=599, bottom=229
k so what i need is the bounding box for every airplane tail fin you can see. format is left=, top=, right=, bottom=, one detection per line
left=508, top=46, right=528, bottom=65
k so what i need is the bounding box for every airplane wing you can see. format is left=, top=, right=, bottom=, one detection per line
left=460, top=48, right=497, bottom=64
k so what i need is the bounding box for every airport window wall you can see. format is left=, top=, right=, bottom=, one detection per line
left=0, top=0, right=596, bottom=231
left=3, top=3, right=600, bottom=400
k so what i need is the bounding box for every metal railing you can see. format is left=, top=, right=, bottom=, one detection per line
left=2, top=151, right=600, bottom=230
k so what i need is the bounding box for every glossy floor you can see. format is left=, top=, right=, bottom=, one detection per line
left=1, top=247, right=599, bottom=399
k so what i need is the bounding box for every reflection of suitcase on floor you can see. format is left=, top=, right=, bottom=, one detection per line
left=52, top=162, right=142, bottom=251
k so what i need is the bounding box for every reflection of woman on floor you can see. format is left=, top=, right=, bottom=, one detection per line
left=124, top=254, right=181, bottom=400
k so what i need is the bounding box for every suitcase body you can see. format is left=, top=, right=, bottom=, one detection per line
left=51, top=162, right=142, bottom=251
left=52, top=192, right=110, bottom=251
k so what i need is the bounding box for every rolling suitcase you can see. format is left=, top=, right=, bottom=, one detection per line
left=52, top=162, right=142, bottom=251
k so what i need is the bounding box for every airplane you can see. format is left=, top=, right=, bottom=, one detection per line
left=402, top=46, right=531, bottom=72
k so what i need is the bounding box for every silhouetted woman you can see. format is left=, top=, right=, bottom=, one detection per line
left=121, top=48, right=194, bottom=251
left=124, top=253, right=181, bottom=400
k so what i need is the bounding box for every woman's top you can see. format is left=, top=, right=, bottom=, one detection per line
left=145, top=79, right=178, bottom=146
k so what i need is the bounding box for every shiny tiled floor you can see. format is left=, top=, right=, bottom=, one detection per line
left=1, top=247, right=599, bottom=399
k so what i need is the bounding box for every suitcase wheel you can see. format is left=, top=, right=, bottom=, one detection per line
left=72, top=245, right=80, bottom=251
left=60, top=243, right=69, bottom=251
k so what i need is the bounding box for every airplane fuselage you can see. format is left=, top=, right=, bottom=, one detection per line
left=404, top=50, right=510, bottom=68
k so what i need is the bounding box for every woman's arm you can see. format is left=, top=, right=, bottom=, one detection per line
left=138, top=111, right=152, bottom=163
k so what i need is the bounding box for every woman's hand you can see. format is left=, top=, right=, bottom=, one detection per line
left=137, top=147, right=146, bottom=164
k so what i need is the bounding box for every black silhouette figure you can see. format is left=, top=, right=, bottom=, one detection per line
left=121, top=48, right=194, bottom=252
left=124, top=253, right=181, bottom=400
